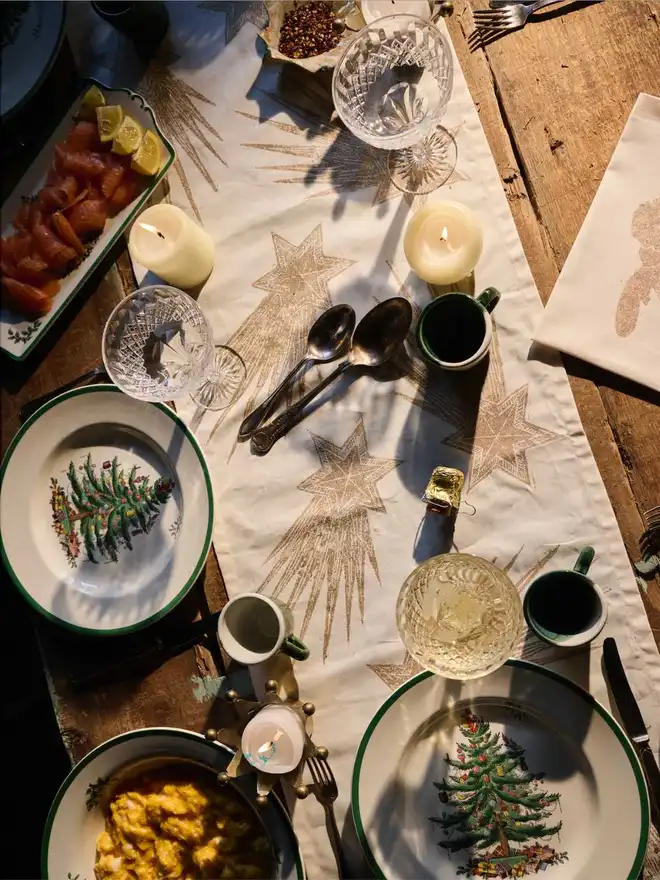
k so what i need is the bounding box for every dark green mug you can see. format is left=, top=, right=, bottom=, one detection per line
left=416, top=287, right=501, bottom=370
left=523, top=546, right=608, bottom=647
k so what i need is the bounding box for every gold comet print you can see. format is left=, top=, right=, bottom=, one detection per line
left=139, top=48, right=225, bottom=221
left=260, top=416, right=400, bottom=661
left=198, top=1, right=267, bottom=42
left=444, top=326, right=563, bottom=491
left=615, top=196, right=660, bottom=337
left=368, top=545, right=560, bottom=690
left=208, top=225, right=354, bottom=454
left=237, top=92, right=469, bottom=208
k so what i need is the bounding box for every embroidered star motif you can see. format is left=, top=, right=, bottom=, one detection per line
left=368, top=652, right=424, bottom=690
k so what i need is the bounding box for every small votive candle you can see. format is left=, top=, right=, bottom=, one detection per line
left=241, top=704, right=306, bottom=775
left=403, top=202, right=483, bottom=285
left=128, top=204, right=215, bottom=288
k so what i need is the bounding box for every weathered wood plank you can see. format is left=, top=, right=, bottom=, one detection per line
left=445, top=0, right=660, bottom=640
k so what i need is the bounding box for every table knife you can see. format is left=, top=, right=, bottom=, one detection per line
left=603, top=637, right=660, bottom=829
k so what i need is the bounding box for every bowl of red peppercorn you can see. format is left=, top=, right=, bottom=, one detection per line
left=260, top=1, right=365, bottom=72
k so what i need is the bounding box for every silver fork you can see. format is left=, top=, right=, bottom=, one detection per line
left=307, top=752, right=351, bottom=879
left=472, top=0, right=566, bottom=36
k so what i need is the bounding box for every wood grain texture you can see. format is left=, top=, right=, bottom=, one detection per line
left=446, top=0, right=660, bottom=641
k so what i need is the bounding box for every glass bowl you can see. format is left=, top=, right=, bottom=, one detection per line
left=396, top=553, right=523, bottom=680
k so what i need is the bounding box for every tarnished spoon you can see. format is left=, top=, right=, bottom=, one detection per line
left=238, top=304, right=356, bottom=441
left=251, top=297, right=413, bottom=455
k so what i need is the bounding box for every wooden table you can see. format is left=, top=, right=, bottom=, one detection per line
left=2, top=0, right=659, bottom=769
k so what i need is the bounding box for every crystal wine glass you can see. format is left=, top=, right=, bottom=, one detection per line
left=102, top=285, right=246, bottom=411
left=396, top=553, right=524, bottom=679
left=332, top=14, right=455, bottom=195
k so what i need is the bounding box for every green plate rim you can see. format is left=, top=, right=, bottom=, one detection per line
left=351, top=658, right=650, bottom=880
left=40, top=726, right=305, bottom=880
left=1, top=77, right=176, bottom=362
left=0, top=384, right=214, bottom=636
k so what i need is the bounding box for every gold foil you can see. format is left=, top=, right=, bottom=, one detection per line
left=423, top=466, right=465, bottom=515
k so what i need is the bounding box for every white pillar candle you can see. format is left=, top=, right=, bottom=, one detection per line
left=128, top=204, right=215, bottom=289
left=403, top=202, right=483, bottom=285
left=241, top=705, right=306, bottom=775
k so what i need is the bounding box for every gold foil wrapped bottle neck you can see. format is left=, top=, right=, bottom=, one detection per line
left=423, top=466, right=465, bottom=515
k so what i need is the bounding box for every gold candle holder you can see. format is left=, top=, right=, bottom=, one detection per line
left=204, top=679, right=326, bottom=806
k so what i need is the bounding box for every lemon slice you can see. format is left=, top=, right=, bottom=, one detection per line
left=97, top=105, right=124, bottom=143
left=112, top=115, right=144, bottom=156
left=78, top=85, right=106, bottom=120
left=131, top=130, right=162, bottom=176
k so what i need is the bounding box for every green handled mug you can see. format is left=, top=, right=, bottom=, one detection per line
left=523, top=546, right=608, bottom=647
left=416, top=287, right=501, bottom=370
left=218, top=593, right=310, bottom=664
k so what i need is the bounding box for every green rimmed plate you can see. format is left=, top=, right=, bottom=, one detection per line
left=42, top=727, right=306, bottom=880
left=0, top=384, right=213, bottom=635
left=0, top=78, right=175, bottom=361
left=352, top=660, right=649, bottom=880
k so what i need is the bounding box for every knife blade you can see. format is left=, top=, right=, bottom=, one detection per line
left=603, top=637, right=660, bottom=829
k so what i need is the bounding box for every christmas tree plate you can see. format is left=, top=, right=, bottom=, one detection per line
left=0, top=384, right=213, bottom=634
left=352, top=661, right=649, bottom=880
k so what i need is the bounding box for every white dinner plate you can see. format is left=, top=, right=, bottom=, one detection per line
left=352, top=660, right=649, bottom=880
left=0, top=0, right=65, bottom=118
left=0, top=385, right=213, bottom=634
left=42, top=727, right=306, bottom=880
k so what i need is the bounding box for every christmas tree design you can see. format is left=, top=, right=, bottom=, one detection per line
left=431, top=714, right=568, bottom=877
left=50, top=454, right=175, bottom=566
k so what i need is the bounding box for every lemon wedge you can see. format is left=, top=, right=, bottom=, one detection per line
left=112, top=115, right=144, bottom=156
left=131, top=130, right=162, bottom=176
left=78, top=85, right=106, bottom=120
left=97, top=104, right=124, bottom=143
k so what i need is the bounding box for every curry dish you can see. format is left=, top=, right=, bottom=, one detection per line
left=94, top=764, right=272, bottom=879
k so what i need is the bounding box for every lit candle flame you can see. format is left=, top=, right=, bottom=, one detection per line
left=441, top=226, right=449, bottom=242
left=258, top=729, right=283, bottom=755
left=139, top=222, right=166, bottom=240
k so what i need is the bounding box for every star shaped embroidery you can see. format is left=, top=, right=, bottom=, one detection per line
left=208, top=225, right=354, bottom=456
left=260, top=417, right=400, bottom=661
left=444, top=326, right=562, bottom=491
left=253, top=225, right=352, bottom=302
left=368, top=652, right=424, bottom=690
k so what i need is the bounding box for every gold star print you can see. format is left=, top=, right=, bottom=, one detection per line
left=260, top=416, right=400, bottom=661
left=444, top=327, right=563, bottom=491
left=236, top=91, right=469, bottom=208
left=140, top=48, right=224, bottom=221
left=208, top=226, right=354, bottom=455
left=198, top=2, right=268, bottom=43
left=368, top=545, right=561, bottom=690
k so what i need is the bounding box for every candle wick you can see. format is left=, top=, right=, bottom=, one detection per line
left=139, top=222, right=167, bottom=241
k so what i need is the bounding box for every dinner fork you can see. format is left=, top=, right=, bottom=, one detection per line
left=472, top=0, right=565, bottom=38
left=635, top=504, right=660, bottom=581
left=306, top=753, right=351, bottom=879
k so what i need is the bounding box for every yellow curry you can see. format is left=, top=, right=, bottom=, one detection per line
left=94, top=767, right=272, bottom=879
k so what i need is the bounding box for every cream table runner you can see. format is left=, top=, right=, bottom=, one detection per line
left=67, top=3, right=660, bottom=876
left=534, top=93, right=660, bottom=393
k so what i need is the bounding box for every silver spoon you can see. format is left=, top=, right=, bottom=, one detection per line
left=251, top=297, right=413, bottom=455
left=238, top=304, right=356, bottom=441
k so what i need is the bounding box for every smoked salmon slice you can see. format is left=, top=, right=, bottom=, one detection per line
left=54, top=144, right=106, bottom=178
left=99, top=153, right=127, bottom=199
left=1, top=276, right=52, bottom=317
left=38, top=175, right=79, bottom=212
left=52, top=212, right=85, bottom=255
left=65, top=121, right=102, bottom=153
left=33, top=218, right=77, bottom=269
left=109, top=171, right=142, bottom=212
left=66, top=197, right=108, bottom=238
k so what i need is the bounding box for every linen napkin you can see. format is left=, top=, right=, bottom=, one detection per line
left=534, top=93, right=660, bottom=392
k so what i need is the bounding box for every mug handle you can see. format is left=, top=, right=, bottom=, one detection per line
left=476, top=287, right=501, bottom=313
left=573, top=546, right=595, bottom=576
left=281, top=634, right=310, bottom=661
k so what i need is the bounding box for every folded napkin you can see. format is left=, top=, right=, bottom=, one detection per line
left=534, top=93, right=660, bottom=392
